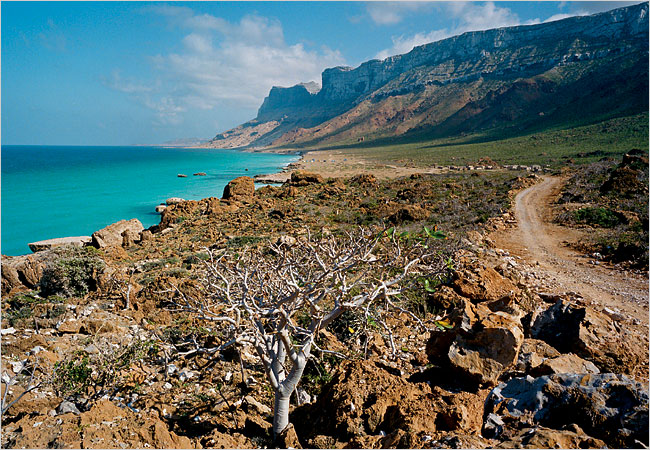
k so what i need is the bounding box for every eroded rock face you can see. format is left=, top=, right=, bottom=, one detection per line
left=446, top=310, right=524, bottom=386
left=1, top=253, right=50, bottom=294
left=222, top=176, right=255, bottom=202
left=295, top=359, right=487, bottom=446
left=91, top=219, right=144, bottom=249
left=427, top=296, right=524, bottom=387
left=530, top=299, right=644, bottom=373
left=485, top=373, right=649, bottom=448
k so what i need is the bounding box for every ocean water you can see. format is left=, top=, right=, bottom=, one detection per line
left=1, top=145, right=298, bottom=256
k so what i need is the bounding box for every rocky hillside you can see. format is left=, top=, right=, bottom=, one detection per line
left=204, top=3, right=648, bottom=149
left=2, top=167, right=648, bottom=448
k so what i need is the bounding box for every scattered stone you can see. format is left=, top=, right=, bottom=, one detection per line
left=56, top=401, right=81, bottom=416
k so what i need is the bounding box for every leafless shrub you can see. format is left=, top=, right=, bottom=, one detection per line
left=165, top=227, right=449, bottom=437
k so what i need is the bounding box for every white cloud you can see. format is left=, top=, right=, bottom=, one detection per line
left=103, top=70, right=155, bottom=94
left=108, top=7, right=345, bottom=127
left=375, top=2, right=542, bottom=60
left=544, top=13, right=575, bottom=23
left=366, top=2, right=435, bottom=25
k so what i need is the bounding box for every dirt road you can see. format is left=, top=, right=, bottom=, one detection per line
left=492, top=176, right=648, bottom=324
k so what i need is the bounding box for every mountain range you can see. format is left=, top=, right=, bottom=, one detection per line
left=203, top=3, right=649, bottom=150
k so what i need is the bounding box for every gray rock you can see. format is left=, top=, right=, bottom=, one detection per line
left=56, top=400, right=81, bottom=415
left=165, top=197, right=186, bottom=205
left=485, top=373, right=649, bottom=448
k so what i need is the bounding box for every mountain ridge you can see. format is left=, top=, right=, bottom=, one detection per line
left=203, top=3, right=648, bottom=149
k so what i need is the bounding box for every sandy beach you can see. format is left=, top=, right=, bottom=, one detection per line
left=253, top=148, right=447, bottom=183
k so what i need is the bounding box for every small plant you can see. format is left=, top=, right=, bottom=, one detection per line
left=52, top=355, right=92, bottom=396
left=573, top=207, right=623, bottom=228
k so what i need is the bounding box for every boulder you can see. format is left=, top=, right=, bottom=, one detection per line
left=139, top=230, right=153, bottom=242
left=530, top=299, right=644, bottom=373
left=222, top=176, right=255, bottom=202
left=485, top=373, right=649, bottom=448
left=121, top=229, right=140, bottom=247
left=1, top=253, right=49, bottom=294
left=446, top=311, right=524, bottom=386
left=166, top=197, right=186, bottom=205
left=288, top=170, right=324, bottom=186
left=91, top=219, right=144, bottom=249
left=193, top=172, right=207, bottom=176
left=529, top=353, right=600, bottom=376
left=155, top=205, right=167, bottom=213
left=512, top=338, right=561, bottom=375
left=452, top=263, right=520, bottom=302
left=427, top=295, right=524, bottom=386
left=28, top=236, right=91, bottom=253
left=177, top=174, right=187, bottom=178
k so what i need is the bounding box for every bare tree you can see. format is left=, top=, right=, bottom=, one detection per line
left=1, top=358, right=44, bottom=417
left=168, top=227, right=445, bottom=438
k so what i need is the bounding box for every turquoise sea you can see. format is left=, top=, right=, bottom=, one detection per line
left=1, top=146, right=298, bottom=256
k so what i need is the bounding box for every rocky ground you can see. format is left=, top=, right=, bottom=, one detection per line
left=1, top=160, right=648, bottom=449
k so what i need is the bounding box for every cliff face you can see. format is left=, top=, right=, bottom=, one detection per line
left=206, top=3, right=648, bottom=149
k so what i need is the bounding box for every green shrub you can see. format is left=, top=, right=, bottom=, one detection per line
left=53, top=355, right=92, bottom=396
left=573, top=207, right=623, bottom=228
left=39, top=245, right=105, bottom=298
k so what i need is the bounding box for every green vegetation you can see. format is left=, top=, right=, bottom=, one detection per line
left=320, top=114, right=648, bottom=168
left=573, top=207, right=623, bottom=228
left=39, top=245, right=105, bottom=298
left=556, top=152, right=648, bottom=269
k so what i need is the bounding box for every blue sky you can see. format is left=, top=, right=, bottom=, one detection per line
left=1, top=1, right=641, bottom=145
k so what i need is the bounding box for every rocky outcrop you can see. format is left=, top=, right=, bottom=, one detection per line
left=485, top=373, right=649, bottom=448
left=1, top=253, right=49, bottom=295
left=222, top=176, right=255, bottom=202
left=530, top=299, right=645, bottom=373
left=91, top=219, right=144, bottom=249
left=28, top=236, right=91, bottom=253
left=287, top=171, right=324, bottom=186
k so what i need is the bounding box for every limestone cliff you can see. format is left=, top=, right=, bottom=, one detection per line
left=205, top=3, right=648, bottom=149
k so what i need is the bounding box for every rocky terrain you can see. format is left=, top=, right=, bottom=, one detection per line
left=1, top=155, right=648, bottom=448
left=203, top=3, right=648, bottom=150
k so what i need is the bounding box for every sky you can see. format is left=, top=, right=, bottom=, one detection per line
left=1, top=1, right=642, bottom=146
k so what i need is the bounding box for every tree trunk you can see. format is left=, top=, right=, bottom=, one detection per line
left=273, top=390, right=292, bottom=437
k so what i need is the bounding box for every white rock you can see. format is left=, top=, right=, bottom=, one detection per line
left=1, top=327, right=17, bottom=336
